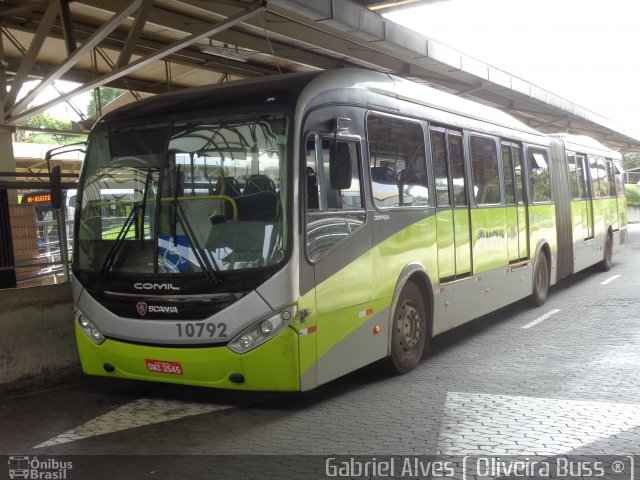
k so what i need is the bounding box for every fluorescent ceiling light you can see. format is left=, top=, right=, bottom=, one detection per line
left=369, top=0, right=423, bottom=11
left=199, top=45, right=248, bottom=63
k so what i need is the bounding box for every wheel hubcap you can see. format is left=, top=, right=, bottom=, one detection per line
left=397, top=302, right=421, bottom=353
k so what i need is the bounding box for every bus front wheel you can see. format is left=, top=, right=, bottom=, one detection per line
left=531, top=252, right=549, bottom=307
left=385, top=281, right=428, bottom=374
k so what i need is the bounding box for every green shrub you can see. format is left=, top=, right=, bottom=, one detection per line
left=625, top=184, right=640, bottom=207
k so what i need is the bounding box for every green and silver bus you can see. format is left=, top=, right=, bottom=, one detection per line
left=71, top=69, right=626, bottom=391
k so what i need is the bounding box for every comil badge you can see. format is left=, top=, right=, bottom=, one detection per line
left=136, top=301, right=148, bottom=316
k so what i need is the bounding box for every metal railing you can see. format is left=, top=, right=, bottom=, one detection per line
left=0, top=173, right=77, bottom=289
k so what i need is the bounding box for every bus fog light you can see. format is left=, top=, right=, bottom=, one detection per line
left=228, top=305, right=297, bottom=354
left=87, top=325, right=105, bottom=344
left=79, top=316, right=90, bottom=329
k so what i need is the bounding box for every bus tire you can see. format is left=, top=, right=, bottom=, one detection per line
left=385, top=281, right=427, bottom=374
left=597, top=232, right=613, bottom=272
left=531, top=251, right=549, bottom=307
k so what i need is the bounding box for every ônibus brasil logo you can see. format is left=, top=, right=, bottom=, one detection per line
left=8, top=456, right=72, bottom=479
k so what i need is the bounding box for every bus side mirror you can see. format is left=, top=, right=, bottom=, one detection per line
left=50, top=165, right=62, bottom=209
left=330, top=142, right=352, bottom=190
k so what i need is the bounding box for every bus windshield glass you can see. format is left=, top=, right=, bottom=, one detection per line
left=75, top=112, right=289, bottom=279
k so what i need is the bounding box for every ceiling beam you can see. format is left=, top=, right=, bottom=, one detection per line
left=1, top=10, right=287, bottom=77
left=59, top=0, right=77, bottom=55
left=9, top=0, right=143, bottom=115
left=76, top=0, right=353, bottom=70
left=3, top=0, right=60, bottom=111
left=0, top=1, right=48, bottom=19
left=116, top=0, right=154, bottom=69
left=1, top=43, right=270, bottom=89
left=0, top=0, right=638, bottom=150
left=2, top=57, right=182, bottom=94
left=6, top=1, right=267, bottom=125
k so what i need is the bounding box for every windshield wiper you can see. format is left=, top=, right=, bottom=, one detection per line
left=172, top=201, right=220, bottom=284
left=138, top=168, right=153, bottom=246
left=99, top=202, right=142, bottom=283
left=170, top=165, right=220, bottom=284
left=100, top=169, right=153, bottom=283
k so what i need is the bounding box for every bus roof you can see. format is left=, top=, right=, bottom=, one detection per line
left=97, top=68, right=550, bottom=143
left=298, top=69, right=546, bottom=140
left=388, top=74, right=542, bottom=136
left=549, top=133, right=622, bottom=160
left=96, top=71, right=321, bottom=125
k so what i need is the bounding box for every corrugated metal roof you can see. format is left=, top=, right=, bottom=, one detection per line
left=1, top=0, right=638, bottom=154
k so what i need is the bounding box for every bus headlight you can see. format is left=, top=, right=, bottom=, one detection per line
left=75, top=308, right=106, bottom=345
left=227, top=305, right=297, bottom=354
left=79, top=315, right=90, bottom=329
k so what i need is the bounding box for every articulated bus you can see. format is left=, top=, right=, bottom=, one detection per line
left=71, top=69, right=626, bottom=391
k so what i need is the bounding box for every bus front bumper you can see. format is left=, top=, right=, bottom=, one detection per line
left=75, top=322, right=300, bottom=391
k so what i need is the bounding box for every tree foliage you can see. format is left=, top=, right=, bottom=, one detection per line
left=17, top=113, right=84, bottom=144
left=19, top=112, right=71, bottom=131
left=625, top=184, right=640, bottom=207
left=87, top=87, right=124, bottom=117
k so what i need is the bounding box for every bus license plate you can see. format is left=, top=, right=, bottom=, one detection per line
left=145, top=359, right=183, bottom=375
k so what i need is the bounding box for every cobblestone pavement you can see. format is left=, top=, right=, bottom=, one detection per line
left=1, top=225, right=639, bottom=478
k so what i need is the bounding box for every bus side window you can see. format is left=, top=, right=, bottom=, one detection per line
left=527, top=148, right=552, bottom=203
left=332, top=142, right=363, bottom=209
left=306, top=135, right=363, bottom=211
left=449, top=134, right=467, bottom=206
left=588, top=156, right=601, bottom=198
left=567, top=153, right=581, bottom=199
left=305, top=134, right=365, bottom=262
left=470, top=135, right=501, bottom=205
left=613, top=162, right=624, bottom=197
left=576, top=154, right=589, bottom=199
left=597, top=157, right=609, bottom=197
left=306, top=167, right=319, bottom=209
left=368, top=114, right=429, bottom=208
left=430, top=130, right=450, bottom=206
left=305, top=136, right=320, bottom=209
left=605, top=159, right=616, bottom=197
left=513, top=147, right=525, bottom=204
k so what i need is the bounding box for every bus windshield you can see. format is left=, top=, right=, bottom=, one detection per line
left=75, top=112, right=289, bottom=280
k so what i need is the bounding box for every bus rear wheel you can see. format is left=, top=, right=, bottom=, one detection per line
left=385, top=281, right=428, bottom=374
left=531, top=252, right=549, bottom=307
left=597, top=233, right=613, bottom=272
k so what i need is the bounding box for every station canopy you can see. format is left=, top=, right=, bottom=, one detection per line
left=2, top=0, right=640, bottom=166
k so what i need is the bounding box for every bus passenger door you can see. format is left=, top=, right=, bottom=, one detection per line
left=430, top=128, right=472, bottom=281
left=605, top=159, right=619, bottom=231
left=449, top=133, right=471, bottom=276
left=566, top=152, right=584, bottom=243
left=502, top=142, right=528, bottom=262
left=577, top=154, right=594, bottom=239
left=304, top=132, right=374, bottom=387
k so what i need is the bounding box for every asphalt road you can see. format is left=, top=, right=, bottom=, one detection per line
left=2, top=225, right=639, bottom=479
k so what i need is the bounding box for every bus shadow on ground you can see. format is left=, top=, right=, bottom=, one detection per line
left=428, top=265, right=602, bottom=355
